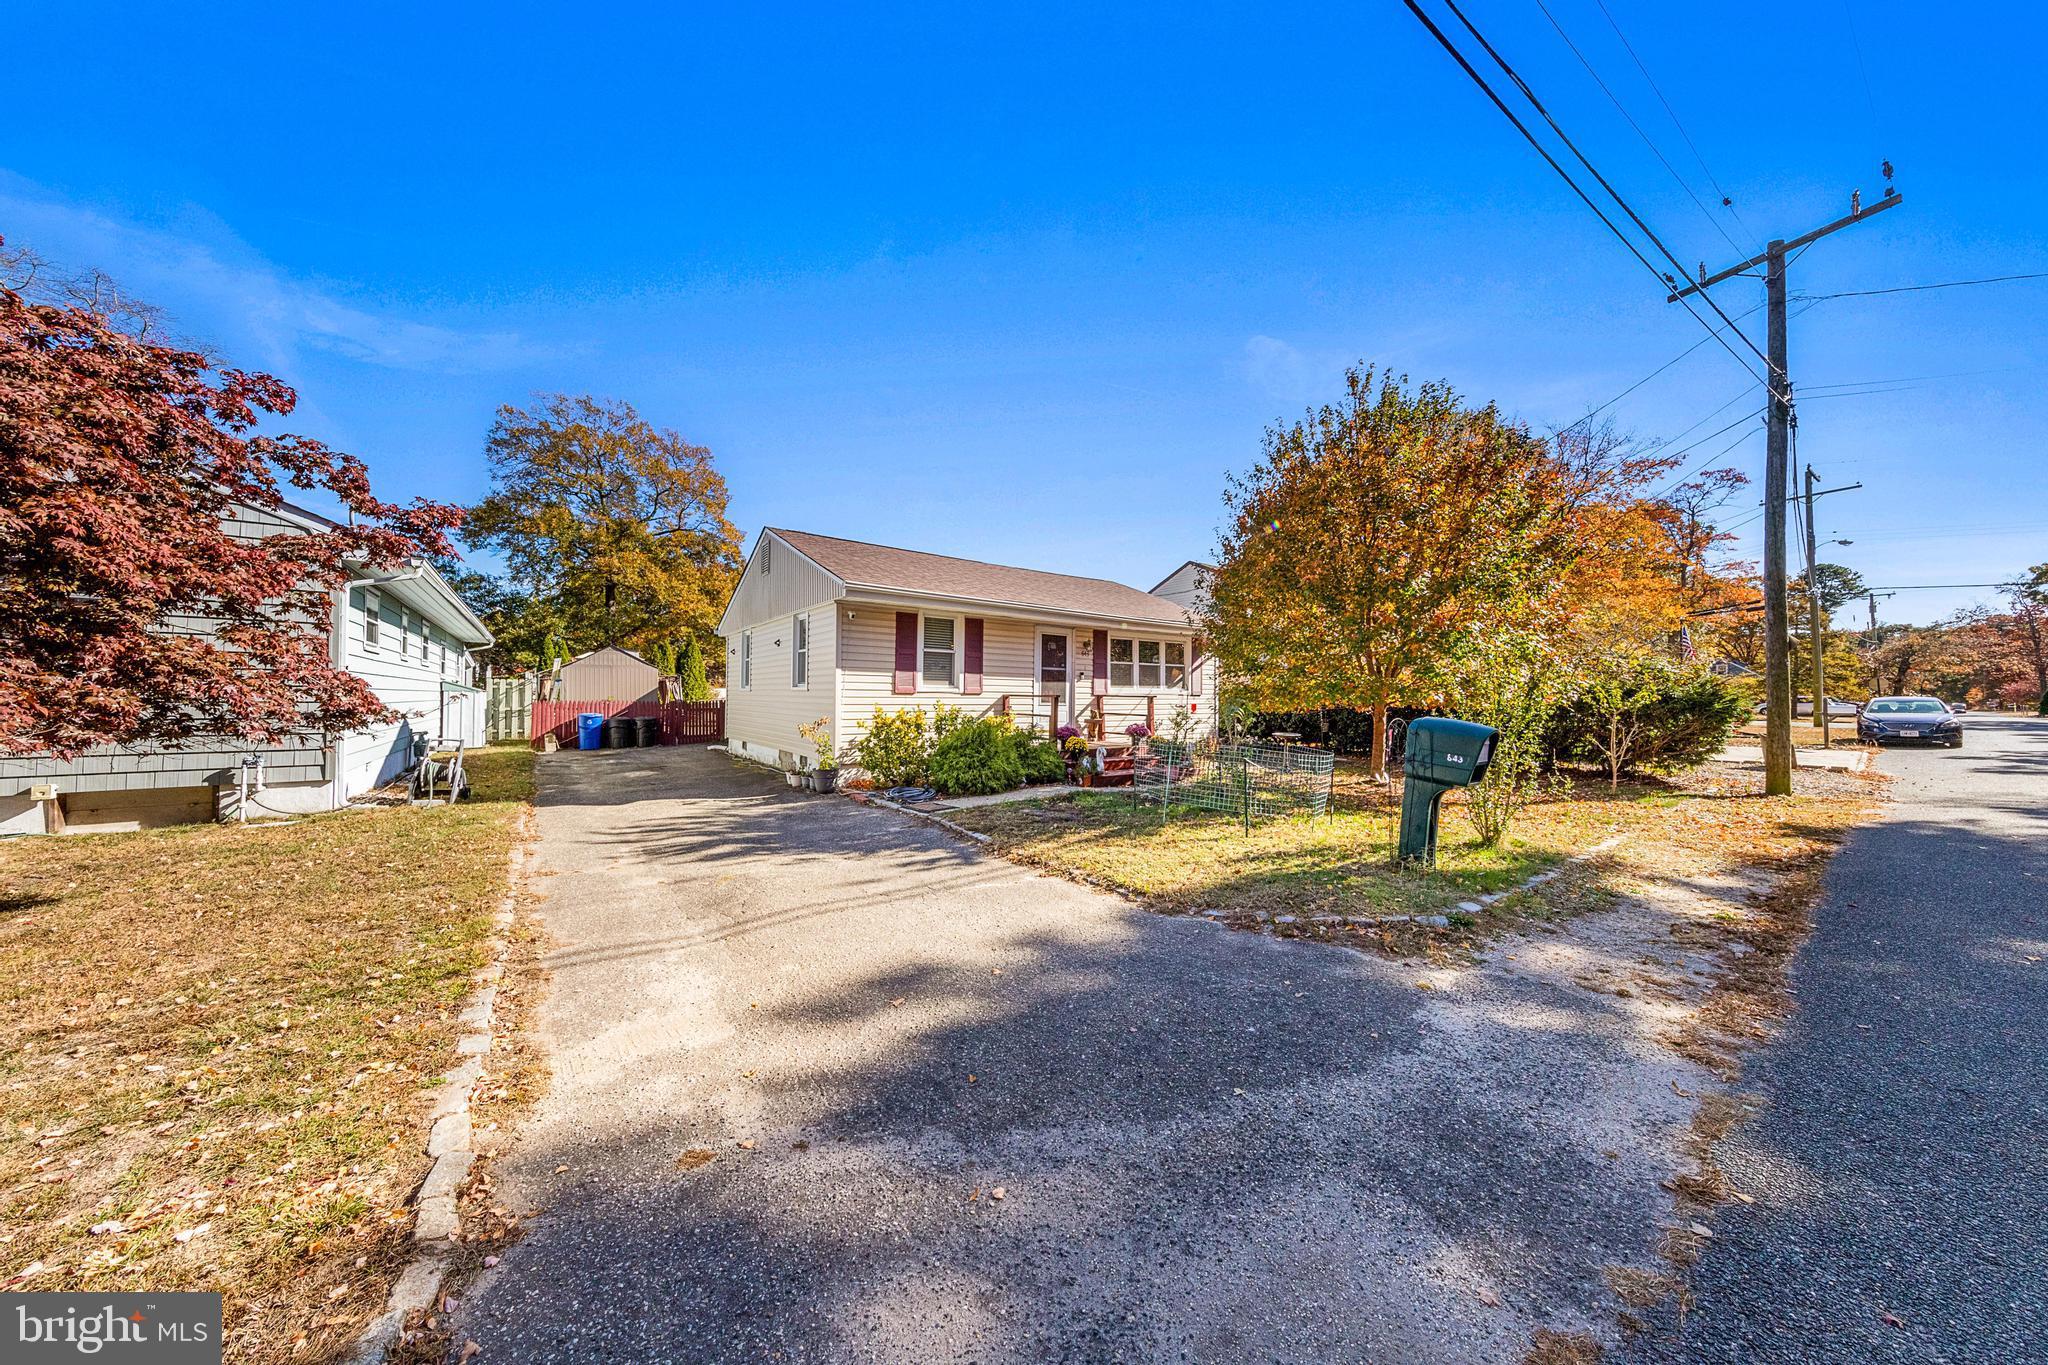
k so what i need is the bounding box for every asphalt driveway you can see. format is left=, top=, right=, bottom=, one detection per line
left=1629, top=715, right=2048, bottom=1363
left=458, top=745, right=1714, bottom=1363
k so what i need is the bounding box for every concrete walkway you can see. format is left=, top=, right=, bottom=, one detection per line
left=458, top=745, right=1724, bottom=1363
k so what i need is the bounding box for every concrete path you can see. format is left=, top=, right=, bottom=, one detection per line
left=458, top=746, right=1719, bottom=1363
left=1630, top=715, right=2048, bottom=1363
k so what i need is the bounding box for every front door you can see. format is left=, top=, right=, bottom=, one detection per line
left=1037, top=630, right=1073, bottom=733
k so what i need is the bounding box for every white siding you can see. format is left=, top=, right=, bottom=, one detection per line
left=1149, top=562, right=1211, bottom=618
left=336, top=583, right=482, bottom=798
left=718, top=531, right=845, bottom=635
left=833, top=601, right=1215, bottom=772
left=721, top=602, right=839, bottom=768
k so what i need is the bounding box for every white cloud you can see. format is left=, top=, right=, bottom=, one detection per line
left=0, top=173, right=555, bottom=375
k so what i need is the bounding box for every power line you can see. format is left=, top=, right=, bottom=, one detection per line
left=1562, top=300, right=1764, bottom=430
left=1647, top=411, right=1765, bottom=500
left=1435, top=0, right=1775, bottom=383
left=1400, top=0, right=1766, bottom=388
left=1532, top=0, right=1744, bottom=256
left=1592, top=0, right=1760, bottom=253
left=1794, top=271, right=2048, bottom=300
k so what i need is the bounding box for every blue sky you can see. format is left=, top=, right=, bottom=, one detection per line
left=6, top=2, right=2042, bottom=624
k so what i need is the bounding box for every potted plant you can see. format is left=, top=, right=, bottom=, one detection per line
left=1125, top=721, right=1152, bottom=755
left=798, top=717, right=840, bottom=793
left=1057, top=728, right=1088, bottom=783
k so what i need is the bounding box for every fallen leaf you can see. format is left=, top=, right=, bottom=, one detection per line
left=1670, top=1080, right=1694, bottom=1098
left=676, top=1149, right=718, bottom=1172
left=1880, top=1311, right=1904, bottom=1329
left=1475, top=1287, right=1500, bottom=1308
left=889, top=998, right=905, bottom=1007
left=483, top=1255, right=500, bottom=1268
left=553, top=1165, right=569, bottom=1174
left=459, top=1342, right=482, bottom=1362
left=990, top=1186, right=1006, bottom=1201
left=737, top=1139, right=756, bottom=1150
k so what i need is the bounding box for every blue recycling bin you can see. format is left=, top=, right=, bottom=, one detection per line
left=576, top=713, right=606, bottom=751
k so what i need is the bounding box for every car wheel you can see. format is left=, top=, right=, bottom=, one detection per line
left=1950, top=735, right=1964, bottom=749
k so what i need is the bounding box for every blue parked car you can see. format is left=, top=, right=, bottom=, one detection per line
left=1857, top=696, right=1964, bottom=748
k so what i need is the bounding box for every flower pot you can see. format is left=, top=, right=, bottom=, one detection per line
left=786, top=771, right=803, bottom=789
left=813, top=769, right=839, bottom=794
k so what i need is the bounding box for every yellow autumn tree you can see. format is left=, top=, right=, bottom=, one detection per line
left=1205, top=367, right=1668, bottom=777
left=465, top=394, right=743, bottom=665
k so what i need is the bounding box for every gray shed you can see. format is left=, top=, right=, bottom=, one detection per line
left=554, top=646, right=663, bottom=704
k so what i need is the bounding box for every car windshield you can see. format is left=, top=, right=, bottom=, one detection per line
left=1866, top=699, right=1948, bottom=715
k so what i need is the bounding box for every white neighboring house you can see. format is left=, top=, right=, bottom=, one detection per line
left=1149, top=560, right=1214, bottom=617
left=716, top=529, right=1217, bottom=774
left=0, top=498, right=493, bottom=836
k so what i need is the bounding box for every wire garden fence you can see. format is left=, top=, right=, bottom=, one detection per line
left=1130, top=737, right=1336, bottom=830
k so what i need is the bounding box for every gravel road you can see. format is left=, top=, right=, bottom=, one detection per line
left=1629, top=714, right=2048, bottom=1363
left=456, top=745, right=1719, bottom=1363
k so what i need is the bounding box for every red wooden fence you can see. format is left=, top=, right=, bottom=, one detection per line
left=530, top=699, right=725, bottom=748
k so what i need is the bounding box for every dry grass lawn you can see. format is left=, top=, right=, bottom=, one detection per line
left=952, top=759, right=1884, bottom=954
left=0, top=743, right=534, bottom=1363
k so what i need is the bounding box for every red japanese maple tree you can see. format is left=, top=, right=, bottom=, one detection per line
left=0, top=242, right=462, bottom=758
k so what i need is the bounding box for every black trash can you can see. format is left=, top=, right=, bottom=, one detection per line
left=602, top=716, right=635, bottom=749
left=634, top=715, right=662, bottom=748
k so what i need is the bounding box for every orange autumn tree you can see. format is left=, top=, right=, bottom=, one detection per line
left=1204, top=367, right=1671, bottom=777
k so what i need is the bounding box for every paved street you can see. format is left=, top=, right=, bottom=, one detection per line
left=1631, top=715, right=2048, bottom=1363
left=457, top=745, right=1715, bottom=1363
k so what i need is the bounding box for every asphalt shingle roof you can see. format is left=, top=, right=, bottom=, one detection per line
left=771, top=529, right=1193, bottom=627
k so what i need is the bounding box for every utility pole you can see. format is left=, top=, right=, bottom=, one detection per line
left=1804, top=464, right=1829, bottom=747
left=1669, top=184, right=1902, bottom=795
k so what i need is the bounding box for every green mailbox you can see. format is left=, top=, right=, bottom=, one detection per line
left=1398, top=717, right=1499, bottom=864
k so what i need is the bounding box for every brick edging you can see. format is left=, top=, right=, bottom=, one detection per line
left=348, top=810, right=533, bottom=1364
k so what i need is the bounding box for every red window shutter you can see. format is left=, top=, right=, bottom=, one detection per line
left=893, top=612, right=918, bottom=694
left=1091, top=629, right=1110, bottom=697
left=963, top=617, right=984, bottom=695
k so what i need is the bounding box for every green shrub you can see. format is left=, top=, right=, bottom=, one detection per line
left=1546, top=661, right=1747, bottom=777
left=1015, top=731, right=1067, bottom=784
left=850, top=707, right=932, bottom=788
left=929, top=717, right=1026, bottom=795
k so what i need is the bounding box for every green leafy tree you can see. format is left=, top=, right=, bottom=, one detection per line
left=1443, top=629, right=1570, bottom=846
left=1794, top=562, right=1868, bottom=620
left=464, top=394, right=743, bottom=661
left=676, top=634, right=711, bottom=701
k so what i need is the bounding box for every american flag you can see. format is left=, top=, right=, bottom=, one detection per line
left=1679, top=625, right=1698, bottom=662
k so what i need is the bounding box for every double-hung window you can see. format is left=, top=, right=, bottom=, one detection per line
left=1109, top=636, right=1193, bottom=690
left=792, top=615, right=809, bottom=688
left=363, top=591, right=382, bottom=651
left=1137, top=640, right=1163, bottom=688
left=740, top=632, right=753, bottom=689
left=921, top=616, right=956, bottom=687
left=1108, top=638, right=1135, bottom=688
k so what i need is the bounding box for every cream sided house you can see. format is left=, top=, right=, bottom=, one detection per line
left=717, top=529, right=1217, bottom=774
left=0, top=499, right=493, bottom=836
